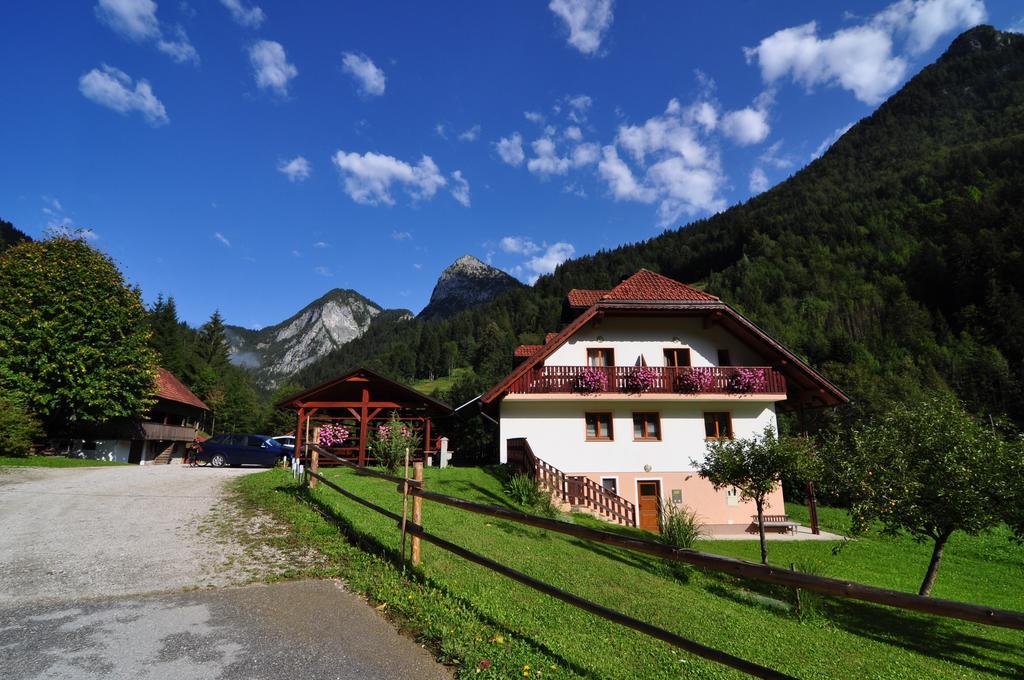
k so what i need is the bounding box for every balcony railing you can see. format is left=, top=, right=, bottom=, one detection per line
left=507, top=365, right=786, bottom=396
left=141, top=422, right=198, bottom=441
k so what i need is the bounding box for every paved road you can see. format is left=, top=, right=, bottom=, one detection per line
left=0, top=465, right=450, bottom=679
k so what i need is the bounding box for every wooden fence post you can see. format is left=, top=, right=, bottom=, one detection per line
left=309, top=426, right=320, bottom=489
left=412, top=462, right=423, bottom=567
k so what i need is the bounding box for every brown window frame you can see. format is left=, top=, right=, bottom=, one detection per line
left=632, top=412, right=662, bottom=441
left=704, top=411, right=733, bottom=440
left=663, top=347, right=691, bottom=367
left=585, top=412, right=614, bottom=441
left=587, top=348, right=615, bottom=367
left=717, top=349, right=732, bottom=367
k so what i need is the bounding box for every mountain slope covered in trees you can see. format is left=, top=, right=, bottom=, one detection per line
left=0, top=219, right=30, bottom=254
left=292, top=26, right=1024, bottom=431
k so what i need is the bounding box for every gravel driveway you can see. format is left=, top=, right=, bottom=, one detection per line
left=0, top=464, right=450, bottom=679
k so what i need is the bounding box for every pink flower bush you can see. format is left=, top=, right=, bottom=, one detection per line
left=676, top=368, right=715, bottom=393
left=318, top=423, right=350, bottom=447
left=729, top=368, right=767, bottom=393
left=624, top=366, right=658, bottom=393
left=575, top=367, right=609, bottom=393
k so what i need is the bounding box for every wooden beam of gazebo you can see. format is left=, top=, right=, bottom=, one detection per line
left=276, top=367, right=453, bottom=467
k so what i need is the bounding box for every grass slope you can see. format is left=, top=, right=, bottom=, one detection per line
left=0, top=455, right=128, bottom=467
left=236, top=467, right=1024, bottom=679
left=410, top=367, right=473, bottom=396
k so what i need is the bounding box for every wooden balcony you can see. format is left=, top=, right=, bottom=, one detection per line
left=505, top=365, right=786, bottom=397
left=141, top=422, right=198, bottom=441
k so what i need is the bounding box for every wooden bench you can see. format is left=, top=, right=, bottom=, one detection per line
left=754, top=514, right=801, bottom=535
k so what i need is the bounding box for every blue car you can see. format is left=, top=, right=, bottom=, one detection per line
left=197, top=434, right=287, bottom=468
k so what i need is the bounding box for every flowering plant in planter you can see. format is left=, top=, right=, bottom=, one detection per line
left=317, top=423, right=350, bottom=448
left=729, top=368, right=767, bottom=393
left=624, top=366, right=658, bottom=393
left=574, top=367, right=609, bottom=393
left=675, top=367, right=715, bottom=393
left=370, top=412, right=421, bottom=472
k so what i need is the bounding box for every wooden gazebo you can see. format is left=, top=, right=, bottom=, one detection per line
left=276, top=367, right=453, bottom=466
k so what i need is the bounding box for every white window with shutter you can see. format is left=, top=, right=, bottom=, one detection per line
left=726, top=487, right=739, bottom=506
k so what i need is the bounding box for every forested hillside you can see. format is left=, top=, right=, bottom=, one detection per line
left=293, top=26, right=1024, bottom=429
left=0, top=219, right=30, bottom=253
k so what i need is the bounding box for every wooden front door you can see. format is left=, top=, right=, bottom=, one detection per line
left=637, top=481, right=661, bottom=533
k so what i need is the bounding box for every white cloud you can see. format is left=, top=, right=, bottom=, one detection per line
left=564, top=125, right=583, bottom=141
left=524, top=111, right=545, bottom=124
left=525, top=242, right=575, bottom=282
left=213, top=232, right=231, bottom=247
left=615, top=99, right=711, bottom=167
left=156, top=26, right=199, bottom=65
left=496, top=133, right=526, bottom=166
left=598, top=145, right=656, bottom=203
left=549, top=0, right=614, bottom=55
left=391, top=231, right=412, bottom=241
left=95, top=0, right=198, bottom=65
left=745, top=1, right=983, bottom=105
left=95, top=0, right=159, bottom=41
left=749, top=167, right=770, bottom=193
left=435, top=123, right=447, bottom=139
left=745, top=21, right=905, bottom=104
left=79, top=65, right=169, bottom=126
left=690, top=101, right=718, bottom=133
left=450, top=170, right=471, bottom=207
left=811, top=122, right=855, bottom=159
left=220, top=0, right=265, bottom=28
left=720, top=107, right=770, bottom=145
left=876, top=0, right=986, bottom=54
left=341, top=52, right=386, bottom=96
left=331, top=149, right=446, bottom=206
left=314, top=266, right=333, bottom=277
left=291, top=249, right=301, bottom=257
left=278, top=156, right=311, bottom=182
left=759, top=140, right=793, bottom=169
left=527, top=137, right=571, bottom=176
left=458, top=124, right=481, bottom=142
left=249, top=40, right=297, bottom=96
left=567, top=94, right=592, bottom=110
left=500, top=236, right=541, bottom=256
left=313, top=241, right=330, bottom=248
left=571, top=142, right=600, bottom=167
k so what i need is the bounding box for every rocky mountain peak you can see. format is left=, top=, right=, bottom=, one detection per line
left=418, top=254, right=522, bottom=320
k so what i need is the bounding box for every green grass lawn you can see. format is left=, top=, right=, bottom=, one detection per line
left=410, top=367, right=473, bottom=396
left=236, top=466, right=1024, bottom=679
left=0, top=455, right=128, bottom=467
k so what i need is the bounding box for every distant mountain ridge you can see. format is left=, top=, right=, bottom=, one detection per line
left=418, top=254, right=522, bottom=320
left=0, top=219, right=31, bottom=254
left=227, top=288, right=407, bottom=388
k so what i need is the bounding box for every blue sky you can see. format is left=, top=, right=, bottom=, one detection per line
left=2, top=1, right=1021, bottom=328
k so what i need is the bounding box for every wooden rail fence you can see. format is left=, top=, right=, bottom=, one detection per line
left=303, top=444, right=1024, bottom=679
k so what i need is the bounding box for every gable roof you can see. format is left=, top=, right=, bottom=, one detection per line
left=566, top=269, right=718, bottom=308
left=275, top=366, right=452, bottom=415
left=483, top=270, right=847, bottom=411
left=155, top=368, right=209, bottom=411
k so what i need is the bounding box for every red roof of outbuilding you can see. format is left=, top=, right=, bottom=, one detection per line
left=566, top=270, right=717, bottom=307
left=156, top=368, right=209, bottom=411
left=513, top=344, right=543, bottom=357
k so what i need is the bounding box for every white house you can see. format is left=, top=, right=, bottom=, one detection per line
left=481, top=270, right=847, bottom=533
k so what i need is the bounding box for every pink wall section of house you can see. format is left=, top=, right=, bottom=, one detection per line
left=570, top=470, right=788, bottom=531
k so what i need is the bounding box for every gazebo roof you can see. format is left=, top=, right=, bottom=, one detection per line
left=276, top=367, right=452, bottom=415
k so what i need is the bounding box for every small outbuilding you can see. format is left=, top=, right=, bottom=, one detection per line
left=276, top=367, right=453, bottom=466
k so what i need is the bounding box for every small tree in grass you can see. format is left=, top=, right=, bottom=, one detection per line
left=696, top=425, right=811, bottom=565
left=370, top=412, right=422, bottom=473
left=0, top=396, right=43, bottom=456
left=826, top=396, right=1009, bottom=596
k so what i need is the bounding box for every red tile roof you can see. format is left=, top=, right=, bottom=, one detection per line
left=513, top=344, right=543, bottom=357
left=566, top=289, right=608, bottom=308
left=544, top=332, right=559, bottom=344
left=566, top=270, right=717, bottom=307
left=155, top=368, right=209, bottom=410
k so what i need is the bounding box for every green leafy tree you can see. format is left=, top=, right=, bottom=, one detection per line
left=0, top=236, right=157, bottom=432
left=826, top=397, right=1010, bottom=595
left=0, top=396, right=43, bottom=456
left=696, top=426, right=811, bottom=564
